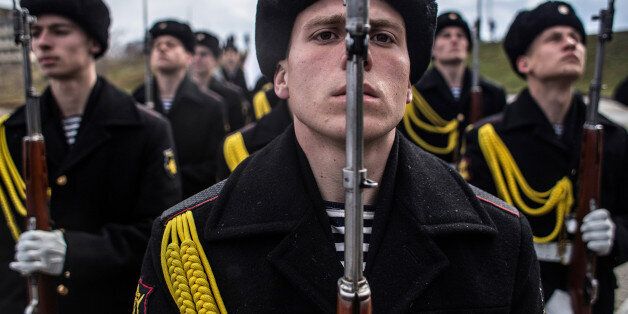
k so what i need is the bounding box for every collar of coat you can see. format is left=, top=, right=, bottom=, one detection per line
left=6, top=76, right=143, bottom=128
left=5, top=77, right=145, bottom=174
left=501, top=88, right=617, bottom=132
left=200, top=126, right=499, bottom=312
left=415, top=67, right=472, bottom=98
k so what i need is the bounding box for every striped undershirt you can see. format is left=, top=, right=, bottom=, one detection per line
left=162, top=98, right=173, bottom=113
left=62, top=115, right=82, bottom=145
left=324, top=201, right=375, bottom=269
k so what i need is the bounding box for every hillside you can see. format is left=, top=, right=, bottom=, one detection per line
left=1, top=31, right=627, bottom=108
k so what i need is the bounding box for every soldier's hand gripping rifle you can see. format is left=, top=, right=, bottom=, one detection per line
left=12, top=1, right=57, bottom=313
left=469, top=0, right=483, bottom=125
left=569, top=1, right=614, bottom=313
left=337, top=0, right=376, bottom=313
left=142, top=0, right=154, bottom=109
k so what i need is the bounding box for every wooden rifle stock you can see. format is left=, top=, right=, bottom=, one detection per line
left=469, top=87, right=483, bottom=124
left=569, top=124, right=602, bottom=314
left=23, top=136, right=58, bottom=314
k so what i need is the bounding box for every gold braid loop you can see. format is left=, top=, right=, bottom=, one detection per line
left=161, top=211, right=227, bottom=314
left=402, top=87, right=459, bottom=155
left=0, top=114, right=27, bottom=241
left=478, top=124, right=574, bottom=243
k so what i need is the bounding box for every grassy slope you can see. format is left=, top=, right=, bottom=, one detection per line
left=1, top=31, right=627, bottom=108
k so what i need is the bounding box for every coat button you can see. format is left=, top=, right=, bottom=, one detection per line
left=63, top=271, right=71, bottom=279
left=56, top=284, right=68, bottom=296
left=56, top=175, right=67, bottom=186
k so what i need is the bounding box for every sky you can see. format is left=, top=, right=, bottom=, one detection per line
left=2, top=0, right=627, bottom=86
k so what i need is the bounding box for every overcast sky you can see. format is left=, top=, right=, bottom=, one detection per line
left=2, top=0, right=626, bottom=86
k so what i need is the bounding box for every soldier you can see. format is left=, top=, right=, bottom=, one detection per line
left=1, top=0, right=182, bottom=313
left=191, top=31, right=253, bottom=132
left=135, top=0, right=542, bottom=312
left=461, top=2, right=627, bottom=313
left=399, top=11, right=506, bottom=165
left=218, top=35, right=250, bottom=96
left=133, top=20, right=226, bottom=198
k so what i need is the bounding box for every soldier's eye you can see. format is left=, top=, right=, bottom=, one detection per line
left=371, top=33, right=393, bottom=44
left=314, top=31, right=338, bottom=42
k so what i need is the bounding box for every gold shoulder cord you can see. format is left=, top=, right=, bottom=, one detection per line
left=0, top=114, right=27, bottom=241
left=252, top=88, right=272, bottom=121
left=402, top=87, right=459, bottom=155
left=477, top=124, right=574, bottom=243
left=223, top=132, right=250, bottom=172
left=161, top=210, right=227, bottom=314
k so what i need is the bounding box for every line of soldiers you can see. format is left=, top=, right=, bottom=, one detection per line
left=0, top=0, right=625, bottom=313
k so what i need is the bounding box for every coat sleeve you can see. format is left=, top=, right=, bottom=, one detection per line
left=610, top=132, right=628, bottom=266
left=60, top=112, right=182, bottom=297
left=511, top=215, right=544, bottom=313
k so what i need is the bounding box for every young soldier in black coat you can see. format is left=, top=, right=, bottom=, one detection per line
left=191, top=31, right=253, bottom=133
left=133, top=20, right=226, bottom=198
left=399, top=11, right=506, bottom=165
left=135, top=0, right=543, bottom=312
left=461, top=2, right=627, bottom=313
left=2, top=1, right=182, bottom=313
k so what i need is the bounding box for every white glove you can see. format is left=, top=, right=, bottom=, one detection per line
left=10, top=230, right=67, bottom=276
left=581, top=208, right=615, bottom=256
left=545, top=289, right=573, bottom=314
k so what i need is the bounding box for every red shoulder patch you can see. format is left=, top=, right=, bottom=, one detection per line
left=476, top=196, right=520, bottom=217
left=164, top=195, right=220, bottom=224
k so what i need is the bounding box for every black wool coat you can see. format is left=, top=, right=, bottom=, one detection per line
left=138, top=127, right=543, bottom=313
left=0, top=77, right=182, bottom=313
left=399, top=67, right=506, bottom=163
left=216, top=100, right=292, bottom=180
left=133, top=76, right=226, bottom=198
left=462, top=89, right=628, bottom=313
left=209, top=79, right=253, bottom=132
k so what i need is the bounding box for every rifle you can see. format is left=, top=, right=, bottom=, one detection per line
left=337, top=0, right=376, bottom=313
left=142, top=0, right=154, bottom=109
left=569, top=1, right=614, bottom=313
left=12, top=1, right=57, bottom=313
left=469, top=0, right=483, bottom=125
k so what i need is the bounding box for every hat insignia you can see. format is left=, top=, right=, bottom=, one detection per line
left=158, top=22, right=167, bottom=30
left=558, top=5, right=570, bottom=15
left=196, top=34, right=205, bottom=41
left=448, top=13, right=458, bottom=20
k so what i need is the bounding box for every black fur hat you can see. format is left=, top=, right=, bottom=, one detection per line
left=21, top=0, right=111, bottom=59
left=149, top=19, right=195, bottom=54
left=195, top=31, right=221, bottom=58
left=255, top=0, right=437, bottom=84
left=436, top=11, right=472, bottom=51
left=504, top=1, right=586, bottom=78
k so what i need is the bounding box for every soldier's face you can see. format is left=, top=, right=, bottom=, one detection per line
left=432, top=26, right=468, bottom=65
left=274, top=0, right=411, bottom=144
left=221, top=49, right=240, bottom=72
left=192, top=46, right=218, bottom=76
left=31, top=15, right=99, bottom=80
left=150, top=35, right=192, bottom=75
left=518, top=26, right=585, bottom=82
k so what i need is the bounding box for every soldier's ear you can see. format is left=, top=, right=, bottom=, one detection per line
left=406, top=81, right=413, bottom=104
left=274, top=61, right=289, bottom=100
left=516, top=56, right=530, bottom=75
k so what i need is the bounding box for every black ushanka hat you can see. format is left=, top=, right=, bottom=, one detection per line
left=195, top=31, right=221, bottom=58
left=21, top=0, right=111, bottom=59
left=504, top=1, right=586, bottom=78
left=436, top=11, right=473, bottom=51
left=255, top=0, right=437, bottom=84
left=150, top=19, right=195, bottom=54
